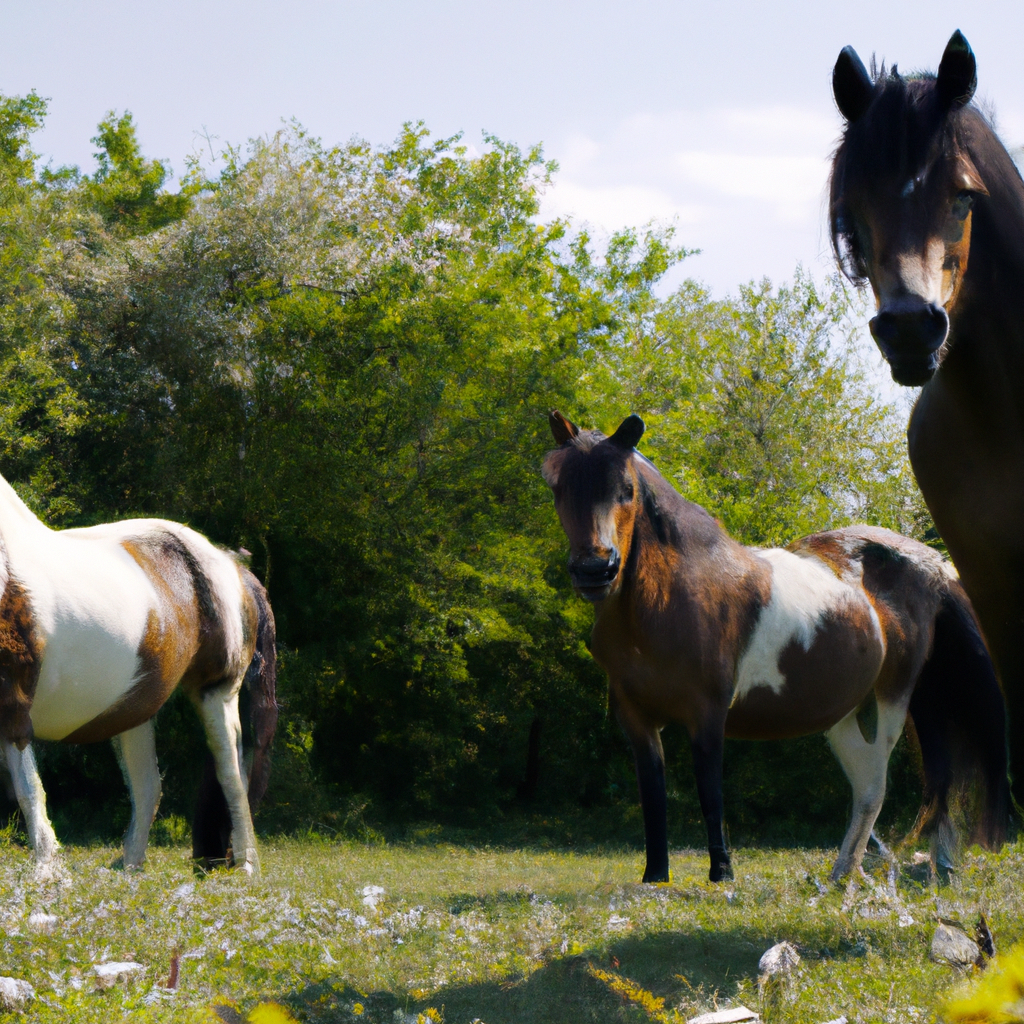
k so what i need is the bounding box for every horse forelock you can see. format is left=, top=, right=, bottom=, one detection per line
left=829, top=73, right=987, bottom=279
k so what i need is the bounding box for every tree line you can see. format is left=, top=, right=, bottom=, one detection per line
left=0, top=93, right=929, bottom=845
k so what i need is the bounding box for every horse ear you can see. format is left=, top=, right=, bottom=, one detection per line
left=608, top=414, right=645, bottom=450
left=937, top=30, right=977, bottom=109
left=549, top=410, right=579, bottom=445
left=833, top=46, right=874, bottom=123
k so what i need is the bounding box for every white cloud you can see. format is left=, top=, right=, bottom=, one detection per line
left=542, top=180, right=706, bottom=230
left=539, top=105, right=843, bottom=293
left=673, top=151, right=828, bottom=219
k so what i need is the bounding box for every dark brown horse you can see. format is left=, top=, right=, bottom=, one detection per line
left=830, top=31, right=1024, bottom=797
left=544, top=411, right=1007, bottom=882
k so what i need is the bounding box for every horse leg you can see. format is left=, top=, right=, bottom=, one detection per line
left=628, top=727, right=670, bottom=883
left=111, top=720, right=162, bottom=870
left=691, top=726, right=732, bottom=882
left=193, top=683, right=259, bottom=875
left=0, top=741, right=59, bottom=878
left=827, top=697, right=906, bottom=881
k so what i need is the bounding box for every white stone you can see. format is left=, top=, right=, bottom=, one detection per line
left=27, top=912, right=57, bottom=934
left=92, top=962, right=145, bottom=990
left=758, top=941, right=801, bottom=976
left=0, top=977, right=34, bottom=1011
left=930, top=924, right=980, bottom=970
left=690, top=1008, right=759, bottom=1024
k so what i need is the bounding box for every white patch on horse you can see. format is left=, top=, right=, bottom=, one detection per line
left=733, top=549, right=851, bottom=701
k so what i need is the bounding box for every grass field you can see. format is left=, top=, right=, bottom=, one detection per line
left=0, top=828, right=1018, bottom=1023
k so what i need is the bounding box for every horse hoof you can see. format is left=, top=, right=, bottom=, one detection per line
left=641, top=867, right=670, bottom=884
left=32, top=859, right=60, bottom=883
left=709, top=862, right=733, bottom=883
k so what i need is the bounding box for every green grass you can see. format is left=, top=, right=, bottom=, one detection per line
left=0, top=831, right=1018, bottom=1023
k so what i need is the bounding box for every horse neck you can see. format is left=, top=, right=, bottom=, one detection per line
left=954, top=126, right=1024, bottom=364
left=0, top=475, right=49, bottom=551
left=619, top=464, right=739, bottom=609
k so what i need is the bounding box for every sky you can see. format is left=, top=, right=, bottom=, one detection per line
left=1, top=0, right=1022, bottom=298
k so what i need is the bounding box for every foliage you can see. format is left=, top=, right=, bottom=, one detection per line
left=0, top=93, right=931, bottom=838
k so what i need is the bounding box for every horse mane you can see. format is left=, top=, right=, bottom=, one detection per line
left=828, top=69, right=1023, bottom=283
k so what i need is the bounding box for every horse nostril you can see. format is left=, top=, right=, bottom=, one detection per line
left=869, top=312, right=899, bottom=348
left=569, top=553, right=620, bottom=588
left=870, top=304, right=949, bottom=355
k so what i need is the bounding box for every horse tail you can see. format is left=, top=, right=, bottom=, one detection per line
left=241, top=567, right=278, bottom=811
left=192, top=566, right=278, bottom=865
left=908, top=578, right=1009, bottom=856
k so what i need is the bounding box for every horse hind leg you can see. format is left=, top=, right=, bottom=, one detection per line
left=826, top=696, right=906, bottom=882
left=193, top=682, right=258, bottom=875
left=112, top=720, right=162, bottom=870
left=0, top=740, right=59, bottom=879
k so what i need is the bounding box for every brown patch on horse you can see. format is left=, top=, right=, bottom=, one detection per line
left=726, top=600, right=883, bottom=740
left=63, top=608, right=192, bottom=744
left=63, top=530, right=243, bottom=744
left=63, top=534, right=210, bottom=743
left=0, top=577, right=43, bottom=748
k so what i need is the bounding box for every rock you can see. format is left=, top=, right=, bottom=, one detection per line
left=930, top=923, right=980, bottom=970
left=27, top=912, right=57, bottom=934
left=0, top=977, right=34, bottom=1011
left=758, top=941, right=800, bottom=976
left=690, top=1008, right=759, bottom=1024
left=92, top=962, right=145, bottom=990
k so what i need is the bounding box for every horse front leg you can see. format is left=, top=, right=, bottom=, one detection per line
left=691, top=725, right=732, bottom=882
left=0, top=740, right=59, bottom=879
left=615, top=691, right=670, bottom=882
left=628, top=727, right=670, bottom=883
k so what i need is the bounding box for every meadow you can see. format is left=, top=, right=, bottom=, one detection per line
left=0, top=827, right=1016, bottom=1024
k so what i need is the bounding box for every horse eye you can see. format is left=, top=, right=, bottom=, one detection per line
left=620, top=484, right=634, bottom=503
left=951, top=191, right=974, bottom=219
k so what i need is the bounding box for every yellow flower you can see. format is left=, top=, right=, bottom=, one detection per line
left=248, top=1003, right=299, bottom=1024
left=945, top=945, right=1024, bottom=1023
left=353, top=1003, right=365, bottom=1016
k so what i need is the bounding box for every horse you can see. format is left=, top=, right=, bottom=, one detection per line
left=544, top=411, right=1008, bottom=882
left=829, top=31, right=1024, bottom=799
left=0, top=471, right=277, bottom=877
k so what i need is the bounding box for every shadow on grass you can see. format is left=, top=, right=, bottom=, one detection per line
left=272, top=925, right=871, bottom=1024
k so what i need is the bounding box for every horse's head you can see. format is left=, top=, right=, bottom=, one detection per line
left=829, top=31, right=987, bottom=386
left=542, top=411, right=645, bottom=603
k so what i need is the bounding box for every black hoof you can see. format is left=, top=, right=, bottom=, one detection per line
left=708, top=850, right=733, bottom=882
left=642, top=866, right=670, bottom=884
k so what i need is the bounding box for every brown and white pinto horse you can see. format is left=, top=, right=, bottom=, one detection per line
left=829, top=32, right=1024, bottom=798
left=544, top=412, right=1007, bottom=882
left=0, top=472, right=277, bottom=877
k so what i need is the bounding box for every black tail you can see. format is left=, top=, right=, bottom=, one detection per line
left=908, top=580, right=1009, bottom=853
left=192, top=569, right=279, bottom=865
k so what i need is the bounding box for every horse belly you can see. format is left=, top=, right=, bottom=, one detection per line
left=726, top=550, right=885, bottom=740
left=30, top=622, right=145, bottom=741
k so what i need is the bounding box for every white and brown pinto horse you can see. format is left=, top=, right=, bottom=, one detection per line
left=544, top=412, right=1007, bottom=882
left=0, top=473, right=277, bottom=877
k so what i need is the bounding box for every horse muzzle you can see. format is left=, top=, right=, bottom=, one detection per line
left=569, top=553, right=621, bottom=602
left=869, top=302, right=949, bottom=386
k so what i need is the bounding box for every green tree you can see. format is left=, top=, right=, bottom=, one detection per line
left=85, top=111, right=193, bottom=233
